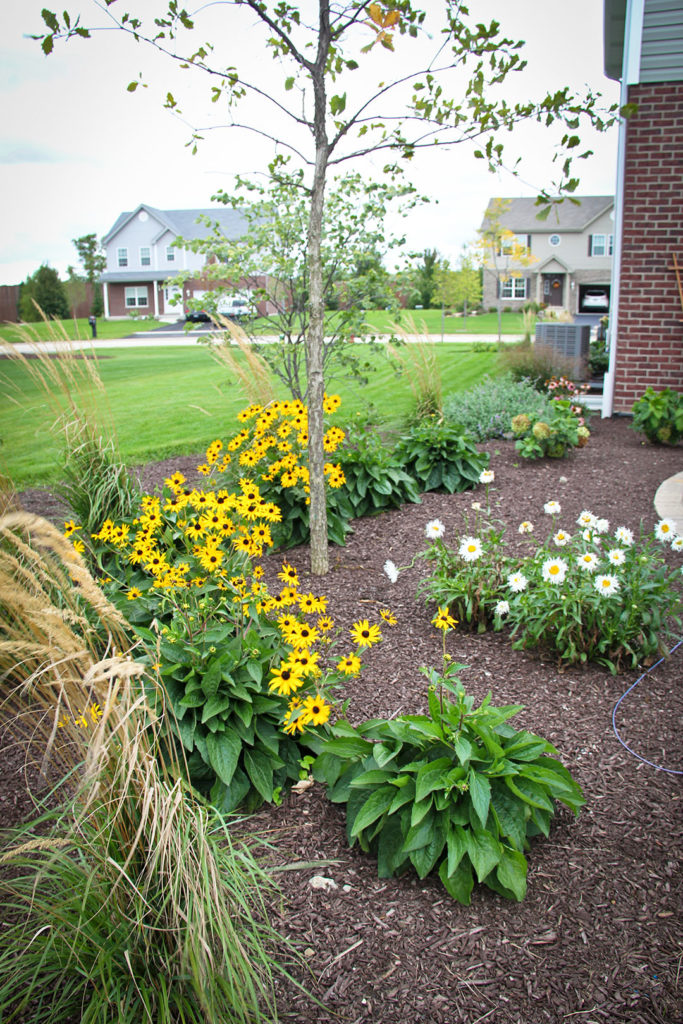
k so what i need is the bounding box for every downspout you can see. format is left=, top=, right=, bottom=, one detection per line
left=603, top=0, right=644, bottom=416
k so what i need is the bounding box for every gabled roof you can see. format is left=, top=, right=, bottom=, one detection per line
left=481, top=196, right=614, bottom=234
left=102, top=204, right=249, bottom=244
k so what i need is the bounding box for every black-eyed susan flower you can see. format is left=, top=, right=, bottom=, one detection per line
left=379, top=608, right=397, bottom=626
left=317, top=615, right=335, bottom=633
left=268, top=660, right=306, bottom=696
left=300, top=694, right=331, bottom=728
left=337, top=652, right=361, bottom=676
left=432, top=606, right=458, bottom=631
left=298, top=591, right=327, bottom=615
left=127, top=587, right=143, bottom=601
left=350, top=619, right=382, bottom=648
left=278, top=562, right=299, bottom=586
left=63, top=520, right=81, bottom=537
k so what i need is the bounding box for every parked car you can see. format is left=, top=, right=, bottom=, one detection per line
left=184, top=291, right=251, bottom=323
left=581, top=288, right=610, bottom=311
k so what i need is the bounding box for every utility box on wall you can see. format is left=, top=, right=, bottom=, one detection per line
left=535, top=323, right=591, bottom=379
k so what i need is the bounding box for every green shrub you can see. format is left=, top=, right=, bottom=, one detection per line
left=336, top=413, right=421, bottom=517
left=395, top=419, right=489, bottom=493
left=631, top=387, right=683, bottom=445
left=312, top=659, right=584, bottom=905
left=513, top=400, right=588, bottom=459
left=443, top=373, right=554, bottom=441
left=500, top=340, right=579, bottom=390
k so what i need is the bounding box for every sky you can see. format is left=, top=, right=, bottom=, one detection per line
left=1, top=0, right=621, bottom=286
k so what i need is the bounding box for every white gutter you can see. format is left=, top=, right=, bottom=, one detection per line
left=603, top=0, right=645, bottom=416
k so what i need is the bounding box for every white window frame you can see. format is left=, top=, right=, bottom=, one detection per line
left=500, top=276, right=527, bottom=300
left=125, top=286, right=149, bottom=308
left=140, top=246, right=151, bottom=267
left=117, top=247, right=128, bottom=268
left=499, top=233, right=530, bottom=256
left=590, top=233, right=613, bottom=257
left=166, top=245, right=175, bottom=262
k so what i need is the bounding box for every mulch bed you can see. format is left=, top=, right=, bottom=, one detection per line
left=8, top=415, right=683, bottom=1024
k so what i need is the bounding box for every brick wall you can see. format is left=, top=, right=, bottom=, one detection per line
left=612, top=82, right=683, bottom=412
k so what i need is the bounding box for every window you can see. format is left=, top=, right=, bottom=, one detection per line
left=140, top=247, right=151, bottom=267
left=589, top=234, right=614, bottom=257
left=549, top=234, right=561, bottom=247
left=125, top=286, right=148, bottom=308
left=500, top=277, right=527, bottom=300
left=166, top=245, right=175, bottom=262
left=117, top=247, right=128, bottom=268
left=498, top=233, right=531, bottom=256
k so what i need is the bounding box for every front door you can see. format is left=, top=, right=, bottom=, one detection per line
left=543, top=274, right=564, bottom=307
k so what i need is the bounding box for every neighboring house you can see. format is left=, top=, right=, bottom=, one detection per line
left=479, top=196, right=614, bottom=316
left=602, top=0, right=683, bottom=415
left=100, top=203, right=267, bottom=320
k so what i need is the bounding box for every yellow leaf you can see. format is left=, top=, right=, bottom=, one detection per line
left=384, top=10, right=400, bottom=27
left=368, top=3, right=383, bottom=26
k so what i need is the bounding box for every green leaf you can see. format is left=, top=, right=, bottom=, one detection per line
left=349, top=787, right=396, bottom=837
left=415, top=758, right=452, bottom=802
left=496, top=845, right=527, bottom=901
left=206, top=729, right=241, bottom=786
left=330, top=92, right=347, bottom=116
left=410, top=823, right=446, bottom=879
left=201, top=693, right=232, bottom=723
left=490, top=781, right=527, bottom=849
left=401, top=812, right=436, bottom=853
left=465, top=827, right=502, bottom=883
left=349, top=769, right=397, bottom=788
left=322, top=735, right=374, bottom=758
left=438, top=857, right=474, bottom=904
left=446, top=822, right=468, bottom=875
left=468, top=769, right=491, bottom=828
left=244, top=747, right=275, bottom=802
left=285, top=76, right=295, bottom=90
left=377, top=814, right=408, bottom=878
left=127, top=80, right=139, bottom=92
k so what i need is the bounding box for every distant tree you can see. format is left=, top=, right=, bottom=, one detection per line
left=477, top=199, right=538, bottom=342
left=435, top=249, right=483, bottom=324
left=72, top=233, right=106, bottom=315
left=413, top=248, right=440, bottom=309
left=19, top=264, right=69, bottom=322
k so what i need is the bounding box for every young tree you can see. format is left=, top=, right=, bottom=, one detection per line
left=477, top=198, right=538, bottom=342
left=19, top=264, right=69, bottom=322
left=35, top=3, right=616, bottom=574
left=177, top=162, right=415, bottom=401
left=413, top=248, right=440, bottom=309
left=434, top=249, right=483, bottom=334
left=71, top=233, right=106, bottom=315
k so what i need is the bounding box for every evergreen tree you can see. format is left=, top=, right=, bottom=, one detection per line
left=72, top=233, right=106, bottom=315
left=19, top=264, right=69, bottom=322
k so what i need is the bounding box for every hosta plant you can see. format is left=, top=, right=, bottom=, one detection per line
left=336, top=414, right=421, bottom=518
left=512, top=399, right=589, bottom=459
left=312, top=658, right=584, bottom=904
left=631, top=386, right=683, bottom=445
left=395, top=419, right=489, bottom=493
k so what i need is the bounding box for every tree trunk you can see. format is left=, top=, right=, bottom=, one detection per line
left=306, top=0, right=331, bottom=575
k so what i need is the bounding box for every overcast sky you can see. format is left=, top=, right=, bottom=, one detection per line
left=1, top=0, right=620, bottom=286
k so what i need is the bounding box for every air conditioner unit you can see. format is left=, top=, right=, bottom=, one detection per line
left=534, top=323, right=590, bottom=379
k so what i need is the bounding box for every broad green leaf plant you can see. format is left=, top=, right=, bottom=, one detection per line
left=313, top=616, right=584, bottom=904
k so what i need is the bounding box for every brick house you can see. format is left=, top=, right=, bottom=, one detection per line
left=602, top=0, right=683, bottom=415
left=101, top=203, right=273, bottom=320
left=479, top=196, right=614, bottom=316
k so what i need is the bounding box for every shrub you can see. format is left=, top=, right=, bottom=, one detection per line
left=631, top=387, right=683, bottom=445
left=443, top=373, right=554, bottom=441
left=500, top=340, right=579, bottom=390
left=335, top=412, right=421, bottom=518
left=395, top=419, right=489, bottom=493
left=312, top=657, right=584, bottom=905
left=513, top=400, right=588, bottom=459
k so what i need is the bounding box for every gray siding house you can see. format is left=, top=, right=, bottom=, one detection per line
left=480, top=196, right=614, bottom=316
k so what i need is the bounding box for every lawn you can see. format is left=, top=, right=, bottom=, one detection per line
left=1, top=342, right=503, bottom=487
left=0, top=317, right=166, bottom=345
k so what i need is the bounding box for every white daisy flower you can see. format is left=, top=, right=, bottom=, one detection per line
left=479, top=469, right=495, bottom=484
left=672, top=536, right=683, bottom=552
left=577, top=510, right=597, bottom=529
left=425, top=519, right=445, bottom=540
left=608, top=548, right=626, bottom=566
left=494, top=600, right=510, bottom=617
left=595, top=574, right=620, bottom=596
left=615, top=526, right=634, bottom=546
left=542, top=558, right=568, bottom=584
left=518, top=521, right=534, bottom=534
left=544, top=500, right=561, bottom=515
left=553, top=530, right=571, bottom=547
left=471, top=501, right=482, bottom=511
left=508, top=571, right=528, bottom=593
left=595, top=518, right=610, bottom=535
left=459, top=536, right=482, bottom=562
left=655, top=518, right=677, bottom=542
left=577, top=551, right=600, bottom=572
left=383, top=559, right=399, bottom=584
left=582, top=528, right=594, bottom=543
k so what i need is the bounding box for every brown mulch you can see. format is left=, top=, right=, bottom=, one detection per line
left=8, top=416, right=683, bottom=1024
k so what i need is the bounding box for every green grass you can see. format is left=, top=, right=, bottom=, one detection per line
left=0, top=317, right=171, bottom=344
left=1, top=343, right=503, bottom=487
left=361, top=309, right=526, bottom=336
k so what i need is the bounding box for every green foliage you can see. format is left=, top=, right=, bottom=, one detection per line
left=513, top=400, right=588, bottom=459
left=312, top=662, right=584, bottom=904
left=500, top=340, right=579, bottom=390
left=18, top=264, right=69, bottom=321
left=443, top=373, right=554, bottom=441
left=178, top=159, right=417, bottom=402
left=396, top=419, right=489, bottom=493
left=335, top=412, right=421, bottom=518
left=57, top=419, right=140, bottom=536
left=71, top=232, right=106, bottom=315
left=420, top=502, right=683, bottom=673
left=631, top=387, right=683, bottom=445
